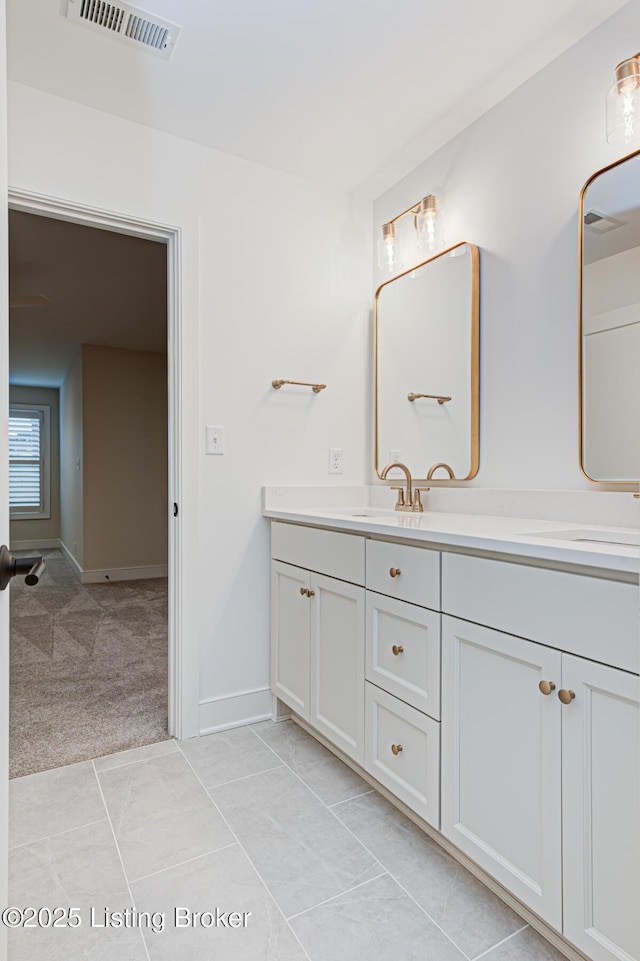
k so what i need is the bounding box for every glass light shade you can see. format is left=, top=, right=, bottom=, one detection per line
left=377, top=224, right=397, bottom=273
left=606, top=57, right=640, bottom=145
left=416, top=196, right=445, bottom=252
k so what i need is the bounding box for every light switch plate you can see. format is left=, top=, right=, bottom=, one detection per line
left=206, top=426, right=225, bottom=455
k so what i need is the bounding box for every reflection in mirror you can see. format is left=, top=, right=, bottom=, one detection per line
left=580, top=150, right=640, bottom=482
left=375, top=243, right=479, bottom=482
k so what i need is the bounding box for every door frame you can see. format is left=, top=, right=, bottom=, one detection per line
left=7, top=186, right=193, bottom=739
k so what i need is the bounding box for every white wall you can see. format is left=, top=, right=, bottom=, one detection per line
left=59, top=349, right=83, bottom=569
left=8, top=384, right=60, bottom=545
left=7, top=81, right=370, bottom=732
left=370, top=0, right=640, bottom=490
left=82, top=344, right=167, bottom=574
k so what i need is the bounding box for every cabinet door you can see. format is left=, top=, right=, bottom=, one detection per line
left=310, top=574, right=365, bottom=763
left=562, top=655, right=640, bottom=961
left=271, top=561, right=310, bottom=720
left=441, top=616, right=562, bottom=928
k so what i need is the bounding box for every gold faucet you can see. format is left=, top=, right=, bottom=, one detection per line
left=380, top=462, right=429, bottom=512
left=426, top=462, right=455, bottom=480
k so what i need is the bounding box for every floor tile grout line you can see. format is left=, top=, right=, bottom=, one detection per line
left=9, top=817, right=110, bottom=851
left=90, top=760, right=152, bottom=961
left=250, top=724, right=371, bottom=812
left=250, top=724, right=473, bottom=960
left=328, top=789, right=376, bottom=809
left=93, top=742, right=179, bottom=773
left=175, top=740, right=315, bottom=961
left=193, top=762, right=286, bottom=792
left=285, top=871, right=389, bottom=922
left=130, top=842, right=240, bottom=884
left=470, top=923, right=529, bottom=961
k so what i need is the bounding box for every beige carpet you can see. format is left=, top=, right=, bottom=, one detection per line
left=10, top=549, right=169, bottom=778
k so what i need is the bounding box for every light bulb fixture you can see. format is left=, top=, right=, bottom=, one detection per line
left=416, top=195, right=445, bottom=252
left=606, top=53, right=640, bottom=145
left=377, top=221, right=397, bottom=273
left=377, top=193, right=445, bottom=273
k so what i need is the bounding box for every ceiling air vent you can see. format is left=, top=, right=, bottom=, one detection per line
left=583, top=209, right=627, bottom=234
left=66, top=0, right=181, bottom=60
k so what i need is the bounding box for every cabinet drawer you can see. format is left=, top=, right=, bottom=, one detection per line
left=364, top=682, right=440, bottom=827
left=366, top=540, right=439, bottom=608
left=271, top=522, right=365, bottom=585
left=442, top=553, right=639, bottom=674
left=366, top=593, right=441, bottom=719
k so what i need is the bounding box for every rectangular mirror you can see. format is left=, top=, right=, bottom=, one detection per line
left=580, top=149, right=640, bottom=483
left=374, top=242, right=480, bottom=482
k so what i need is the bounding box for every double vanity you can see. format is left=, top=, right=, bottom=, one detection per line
left=263, top=147, right=640, bottom=961
left=265, top=490, right=639, bottom=961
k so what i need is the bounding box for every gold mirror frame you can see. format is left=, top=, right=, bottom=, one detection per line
left=578, top=147, right=640, bottom=487
left=374, top=241, right=480, bottom=482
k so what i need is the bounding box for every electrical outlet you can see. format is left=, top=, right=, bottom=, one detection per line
left=389, top=450, right=402, bottom=463
left=329, top=448, right=344, bottom=474
left=206, top=426, right=225, bottom=455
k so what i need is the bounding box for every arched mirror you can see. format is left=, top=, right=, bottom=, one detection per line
left=579, top=150, right=640, bottom=483
left=374, top=242, right=480, bottom=482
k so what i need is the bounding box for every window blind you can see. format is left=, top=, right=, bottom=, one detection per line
left=9, top=410, right=43, bottom=511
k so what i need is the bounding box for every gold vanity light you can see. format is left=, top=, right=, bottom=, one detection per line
left=606, top=53, right=640, bottom=145
left=377, top=194, right=445, bottom=273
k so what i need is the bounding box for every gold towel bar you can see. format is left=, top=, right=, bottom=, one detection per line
left=407, top=392, right=451, bottom=404
left=272, top=379, right=326, bottom=393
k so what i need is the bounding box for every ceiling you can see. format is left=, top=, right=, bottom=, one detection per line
left=7, top=0, right=631, bottom=191
left=9, top=210, right=167, bottom=387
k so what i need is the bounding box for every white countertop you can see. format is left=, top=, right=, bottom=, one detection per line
left=264, top=505, right=640, bottom=576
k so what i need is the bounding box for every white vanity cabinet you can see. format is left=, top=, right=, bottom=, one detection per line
left=270, top=523, right=366, bottom=763
left=362, top=539, right=442, bottom=826
left=441, top=552, right=640, bottom=961
left=562, top=655, right=640, bottom=961
left=441, top=616, right=563, bottom=927
left=269, top=516, right=640, bottom=961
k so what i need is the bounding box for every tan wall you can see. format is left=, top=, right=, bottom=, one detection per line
left=9, top=385, right=61, bottom=546
left=82, top=344, right=167, bottom=572
left=59, top=350, right=83, bottom=566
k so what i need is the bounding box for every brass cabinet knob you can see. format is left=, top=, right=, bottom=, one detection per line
left=299, top=587, right=315, bottom=598
left=392, top=645, right=404, bottom=656
left=307, top=590, right=315, bottom=597
left=558, top=689, right=576, bottom=705
left=538, top=680, right=556, bottom=696
left=299, top=587, right=307, bottom=596
left=391, top=743, right=403, bottom=755
left=389, top=567, right=401, bottom=578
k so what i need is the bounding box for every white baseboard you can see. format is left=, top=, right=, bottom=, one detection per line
left=80, top=565, right=168, bottom=584
left=10, top=538, right=60, bottom=550
left=58, top=540, right=167, bottom=583
left=58, top=540, right=83, bottom=580
left=198, top=687, right=272, bottom=736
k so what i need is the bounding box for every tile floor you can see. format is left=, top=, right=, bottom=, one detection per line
left=8, top=719, right=568, bottom=961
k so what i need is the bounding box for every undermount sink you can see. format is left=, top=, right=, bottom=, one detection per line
left=523, top=528, right=640, bottom=548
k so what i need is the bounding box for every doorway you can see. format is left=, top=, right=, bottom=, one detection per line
left=7, top=196, right=182, bottom=775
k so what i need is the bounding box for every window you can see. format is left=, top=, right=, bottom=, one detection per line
left=9, top=405, right=51, bottom=519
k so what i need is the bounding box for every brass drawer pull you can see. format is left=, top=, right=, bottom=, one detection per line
left=558, top=689, right=576, bottom=705
left=538, top=680, right=556, bottom=696
left=389, top=567, right=401, bottom=578
left=392, top=645, right=404, bottom=656
left=391, top=743, right=403, bottom=755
